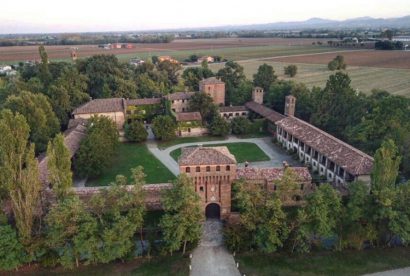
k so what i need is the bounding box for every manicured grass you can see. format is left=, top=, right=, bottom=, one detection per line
left=170, top=142, right=270, bottom=163
left=236, top=247, right=410, bottom=276
left=86, top=143, right=175, bottom=186
left=157, top=136, right=227, bottom=150
left=210, top=60, right=410, bottom=97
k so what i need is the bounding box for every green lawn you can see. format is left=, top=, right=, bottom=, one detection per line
left=170, top=142, right=270, bottom=163
left=209, top=60, right=410, bottom=97
left=157, top=136, right=227, bottom=150
left=236, top=247, right=410, bottom=276
left=86, top=143, right=175, bottom=186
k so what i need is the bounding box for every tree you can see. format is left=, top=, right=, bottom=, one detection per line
left=47, top=133, right=73, bottom=200
left=125, top=121, right=148, bottom=143
left=0, top=110, right=42, bottom=250
left=304, top=184, right=342, bottom=242
left=217, top=61, right=246, bottom=105
left=151, top=115, right=177, bottom=141
left=0, top=224, right=26, bottom=271
left=157, top=60, right=182, bottom=88
left=209, top=115, right=230, bottom=137
left=188, top=92, right=215, bottom=121
left=38, top=45, right=52, bottom=86
left=75, top=116, right=119, bottom=178
left=371, top=139, right=401, bottom=192
left=160, top=174, right=202, bottom=255
left=328, top=55, right=346, bottom=71
left=253, top=63, right=277, bottom=91
left=284, top=65, right=298, bottom=77
left=230, top=117, right=251, bottom=135
left=182, top=66, right=214, bottom=91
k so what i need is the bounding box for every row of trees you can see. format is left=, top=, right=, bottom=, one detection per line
left=0, top=107, right=202, bottom=270
left=225, top=140, right=410, bottom=253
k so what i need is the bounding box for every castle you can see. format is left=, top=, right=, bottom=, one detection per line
left=37, top=76, right=374, bottom=220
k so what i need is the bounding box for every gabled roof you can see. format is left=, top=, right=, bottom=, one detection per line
left=179, top=146, right=236, bottom=166
left=276, top=116, right=374, bottom=176
left=166, top=92, right=195, bottom=101
left=126, top=98, right=161, bottom=106
left=72, top=98, right=125, bottom=115
left=219, top=106, right=248, bottom=112
left=199, top=77, right=224, bottom=85
left=176, top=112, right=202, bottom=122
left=236, top=167, right=312, bottom=182
left=245, top=101, right=285, bottom=123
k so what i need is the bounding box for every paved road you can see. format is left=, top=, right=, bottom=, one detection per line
left=146, top=136, right=299, bottom=176
left=364, top=267, right=410, bottom=276
left=191, top=220, right=240, bottom=276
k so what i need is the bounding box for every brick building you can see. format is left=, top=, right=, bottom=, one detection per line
left=199, top=77, right=226, bottom=106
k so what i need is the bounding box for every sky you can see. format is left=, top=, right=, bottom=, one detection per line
left=1, top=0, right=410, bottom=34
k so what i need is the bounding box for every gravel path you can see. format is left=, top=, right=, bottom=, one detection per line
left=146, top=136, right=299, bottom=175
left=191, top=219, right=240, bottom=276
left=363, top=267, right=410, bottom=276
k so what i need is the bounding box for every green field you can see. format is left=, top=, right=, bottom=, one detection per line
left=170, top=142, right=270, bottom=163
left=209, top=60, right=410, bottom=97
left=157, top=136, right=227, bottom=150
left=237, top=247, right=410, bottom=276
left=85, top=143, right=175, bottom=186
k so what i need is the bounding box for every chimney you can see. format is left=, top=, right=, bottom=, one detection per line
left=284, top=95, right=296, bottom=117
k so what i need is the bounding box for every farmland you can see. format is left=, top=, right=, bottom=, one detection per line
left=0, top=37, right=333, bottom=63
left=209, top=58, right=410, bottom=97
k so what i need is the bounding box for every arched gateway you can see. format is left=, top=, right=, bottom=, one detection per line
left=205, top=203, right=221, bottom=219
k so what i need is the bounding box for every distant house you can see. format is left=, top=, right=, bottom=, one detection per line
left=0, top=65, right=17, bottom=76
left=129, top=58, right=145, bottom=67
left=197, top=56, right=215, bottom=63
left=175, top=112, right=207, bottom=137
left=158, top=56, right=179, bottom=64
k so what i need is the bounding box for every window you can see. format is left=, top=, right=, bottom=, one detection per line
left=172, top=100, right=175, bottom=104
left=216, top=166, right=220, bottom=171
left=242, top=112, right=247, bottom=116
left=182, top=108, right=185, bottom=112
left=196, top=166, right=200, bottom=172
left=300, top=184, right=304, bottom=190
left=226, top=165, right=230, bottom=171
left=200, top=186, right=204, bottom=192
left=206, top=166, right=210, bottom=172
left=188, top=128, right=191, bottom=133
left=235, top=113, right=239, bottom=116
left=186, top=167, right=191, bottom=173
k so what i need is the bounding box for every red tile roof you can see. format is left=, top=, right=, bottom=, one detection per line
left=276, top=116, right=374, bottom=176
left=236, top=167, right=312, bottom=182
left=126, top=98, right=161, bottom=106
left=179, top=146, right=236, bottom=166
left=245, top=101, right=285, bottom=123
left=72, top=98, right=125, bottom=115
left=176, top=112, right=202, bottom=122
left=166, top=92, right=195, bottom=101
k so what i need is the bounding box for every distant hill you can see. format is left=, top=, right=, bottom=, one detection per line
left=199, top=15, right=410, bottom=31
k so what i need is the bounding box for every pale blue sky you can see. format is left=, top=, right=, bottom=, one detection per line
left=1, top=0, right=409, bottom=33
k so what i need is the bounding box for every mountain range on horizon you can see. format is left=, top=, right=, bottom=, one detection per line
left=1, top=15, right=410, bottom=35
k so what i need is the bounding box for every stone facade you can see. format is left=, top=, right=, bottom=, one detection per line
left=219, top=106, right=249, bottom=120
left=199, top=77, right=225, bottom=106
left=284, top=95, right=296, bottom=117
left=252, top=87, right=264, bottom=104
left=167, top=92, right=195, bottom=113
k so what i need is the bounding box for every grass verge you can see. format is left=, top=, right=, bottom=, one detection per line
left=86, top=143, right=175, bottom=186
left=236, top=247, right=410, bottom=276
left=170, top=142, right=270, bottom=163
left=157, top=136, right=227, bottom=150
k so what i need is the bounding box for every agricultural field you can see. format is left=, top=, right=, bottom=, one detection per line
left=0, top=37, right=333, bottom=63
left=209, top=59, right=410, bottom=97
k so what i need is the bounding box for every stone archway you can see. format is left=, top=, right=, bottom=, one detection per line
left=205, top=203, right=220, bottom=220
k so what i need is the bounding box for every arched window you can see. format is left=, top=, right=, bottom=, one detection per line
left=206, top=166, right=211, bottom=172
left=226, top=165, right=230, bottom=171
left=186, top=167, right=191, bottom=173
left=196, top=166, right=200, bottom=172
left=216, top=166, right=221, bottom=171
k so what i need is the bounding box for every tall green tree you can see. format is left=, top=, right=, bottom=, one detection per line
left=0, top=110, right=42, bottom=251
left=209, top=114, right=230, bottom=137
left=253, top=63, right=277, bottom=91
left=182, top=66, right=214, bottom=91
left=38, top=45, right=52, bottom=86
left=75, top=116, right=119, bottom=177
left=217, top=61, right=246, bottom=105
left=124, top=121, right=148, bottom=143
left=151, top=115, right=177, bottom=141
left=4, top=91, right=60, bottom=153
left=188, top=92, right=215, bottom=122
left=160, top=174, right=202, bottom=255
left=47, top=133, right=72, bottom=200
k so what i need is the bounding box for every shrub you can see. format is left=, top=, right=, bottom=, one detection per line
left=125, top=121, right=148, bottom=143
left=151, top=115, right=177, bottom=141
left=284, top=65, right=298, bottom=77
left=231, top=117, right=252, bottom=135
